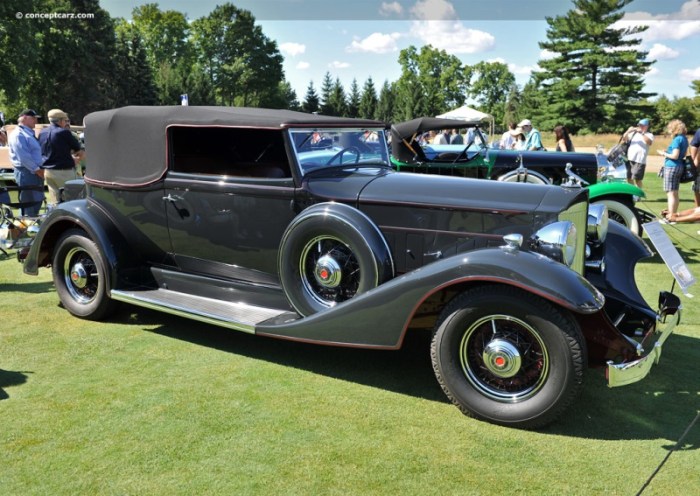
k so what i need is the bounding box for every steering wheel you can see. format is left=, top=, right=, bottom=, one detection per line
left=326, top=146, right=361, bottom=165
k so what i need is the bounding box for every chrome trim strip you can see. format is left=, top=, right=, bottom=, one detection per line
left=607, top=306, right=681, bottom=387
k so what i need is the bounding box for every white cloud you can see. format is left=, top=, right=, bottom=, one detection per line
left=410, top=21, right=495, bottom=53
left=646, top=67, right=660, bottom=77
left=486, top=57, right=534, bottom=77
left=539, top=49, right=557, bottom=61
left=280, top=42, right=306, bottom=57
left=296, top=61, right=310, bottom=70
left=380, top=1, right=403, bottom=17
left=679, top=66, right=700, bottom=81
left=408, top=0, right=495, bottom=53
left=647, top=43, right=679, bottom=60
left=347, top=32, right=401, bottom=53
left=329, top=61, right=350, bottom=69
left=615, top=0, right=700, bottom=42
left=410, top=0, right=455, bottom=20
left=509, top=63, right=536, bottom=76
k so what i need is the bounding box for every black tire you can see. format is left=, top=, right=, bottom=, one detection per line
left=593, top=198, right=641, bottom=235
left=279, top=204, right=393, bottom=316
left=431, top=285, right=585, bottom=429
left=52, top=228, right=116, bottom=320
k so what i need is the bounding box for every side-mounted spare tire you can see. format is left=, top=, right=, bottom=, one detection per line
left=278, top=202, right=394, bottom=316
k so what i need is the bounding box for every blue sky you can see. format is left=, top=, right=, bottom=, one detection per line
left=101, top=0, right=700, bottom=103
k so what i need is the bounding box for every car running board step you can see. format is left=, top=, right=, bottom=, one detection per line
left=110, top=288, right=290, bottom=333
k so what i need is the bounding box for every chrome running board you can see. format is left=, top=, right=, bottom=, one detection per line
left=110, top=288, right=290, bottom=333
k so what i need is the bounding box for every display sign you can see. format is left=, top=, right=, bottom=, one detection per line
left=643, top=221, right=696, bottom=296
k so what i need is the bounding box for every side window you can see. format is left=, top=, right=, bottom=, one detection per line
left=169, top=126, right=291, bottom=178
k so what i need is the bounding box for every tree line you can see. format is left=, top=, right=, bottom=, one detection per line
left=1, top=0, right=698, bottom=135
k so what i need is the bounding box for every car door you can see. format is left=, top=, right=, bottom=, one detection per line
left=163, top=170, right=296, bottom=286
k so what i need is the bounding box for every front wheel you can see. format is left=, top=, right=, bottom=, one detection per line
left=52, top=229, right=116, bottom=320
left=593, top=199, right=641, bottom=235
left=431, top=285, right=585, bottom=429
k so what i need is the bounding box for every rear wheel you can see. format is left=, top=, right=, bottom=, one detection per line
left=52, top=229, right=116, bottom=320
left=431, top=285, right=585, bottom=429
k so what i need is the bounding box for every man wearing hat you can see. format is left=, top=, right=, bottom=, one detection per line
left=623, top=118, right=654, bottom=189
left=518, top=119, right=544, bottom=151
left=39, top=108, right=83, bottom=208
left=8, top=109, right=45, bottom=216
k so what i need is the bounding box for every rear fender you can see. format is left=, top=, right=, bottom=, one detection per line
left=257, top=247, right=604, bottom=348
left=22, top=200, right=132, bottom=291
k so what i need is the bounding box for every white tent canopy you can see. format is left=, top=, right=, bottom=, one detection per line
left=436, top=105, right=494, bottom=137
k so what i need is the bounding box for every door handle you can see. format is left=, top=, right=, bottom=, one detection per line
left=162, top=194, right=183, bottom=202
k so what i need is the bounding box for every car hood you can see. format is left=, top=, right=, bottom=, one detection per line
left=304, top=167, right=587, bottom=215
left=358, top=169, right=586, bottom=215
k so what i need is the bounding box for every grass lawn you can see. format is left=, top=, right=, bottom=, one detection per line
left=1, top=178, right=699, bottom=495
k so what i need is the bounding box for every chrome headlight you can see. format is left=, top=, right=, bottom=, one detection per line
left=533, top=221, right=577, bottom=266
left=587, top=204, right=608, bottom=244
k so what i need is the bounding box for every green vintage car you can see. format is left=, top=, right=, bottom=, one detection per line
left=390, top=118, right=652, bottom=235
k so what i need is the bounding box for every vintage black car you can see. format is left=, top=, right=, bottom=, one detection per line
left=23, top=106, right=680, bottom=429
left=390, top=117, right=652, bottom=234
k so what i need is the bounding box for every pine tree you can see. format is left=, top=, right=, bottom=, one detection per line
left=376, top=80, right=396, bottom=122
left=302, top=81, right=320, bottom=114
left=346, top=79, right=361, bottom=118
left=358, top=77, right=378, bottom=119
left=327, top=78, right=347, bottom=116
left=319, top=72, right=334, bottom=115
left=537, top=0, right=654, bottom=133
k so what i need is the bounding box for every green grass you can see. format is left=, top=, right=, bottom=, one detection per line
left=1, top=179, right=699, bottom=495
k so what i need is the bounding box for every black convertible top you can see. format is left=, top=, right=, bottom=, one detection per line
left=390, top=117, right=481, bottom=141
left=84, top=106, right=387, bottom=187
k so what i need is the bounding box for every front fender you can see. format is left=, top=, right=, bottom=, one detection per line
left=23, top=199, right=133, bottom=291
left=585, top=219, right=653, bottom=312
left=588, top=181, right=645, bottom=200
left=257, top=248, right=604, bottom=348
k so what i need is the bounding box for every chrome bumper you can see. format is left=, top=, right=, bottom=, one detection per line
left=607, top=291, right=681, bottom=387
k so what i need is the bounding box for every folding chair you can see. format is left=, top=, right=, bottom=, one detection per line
left=0, top=184, right=45, bottom=257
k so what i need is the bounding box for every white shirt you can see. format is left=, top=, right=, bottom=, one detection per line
left=627, top=131, right=653, bottom=164
left=500, top=131, right=514, bottom=150
left=433, top=133, right=448, bottom=145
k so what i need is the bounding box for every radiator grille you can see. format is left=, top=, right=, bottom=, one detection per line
left=558, top=200, right=587, bottom=275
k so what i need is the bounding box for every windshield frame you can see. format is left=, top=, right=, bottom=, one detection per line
left=288, top=127, right=391, bottom=176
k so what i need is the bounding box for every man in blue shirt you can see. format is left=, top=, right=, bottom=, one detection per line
left=8, top=109, right=44, bottom=216
left=39, top=108, right=83, bottom=208
left=518, top=119, right=543, bottom=151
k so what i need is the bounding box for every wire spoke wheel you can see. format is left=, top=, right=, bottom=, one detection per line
left=62, top=246, right=100, bottom=305
left=460, top=315, right=548, bottom=402
left=52, top=229, right=116, bottom=320
left=300, top=235, right=360, bottom=308
left=431, top=286, right=585, bottom=428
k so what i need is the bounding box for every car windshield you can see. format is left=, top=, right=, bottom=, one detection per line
left=290, top=128, right=390, bottom=175
left=418, top=127, right=489, bottom=161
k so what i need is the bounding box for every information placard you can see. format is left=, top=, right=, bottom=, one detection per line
left=643, top=221, right=696, bottom=295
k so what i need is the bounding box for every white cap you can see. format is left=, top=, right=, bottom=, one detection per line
left=517, top=119, right=532, bottom=127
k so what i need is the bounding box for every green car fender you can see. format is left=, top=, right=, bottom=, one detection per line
left=586, top=181, right=645, bottom=201
left=587, top=182, right=648, bottom=235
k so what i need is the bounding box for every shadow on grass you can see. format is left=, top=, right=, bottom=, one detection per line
left=0, top=369, right=31, bottom=400
left=112, top=307, right=446, bottom=404
left=113, top=306, right=700, bottom=443
left=0, top=280, right=55, bottom=293
left=545, top=333, right=700, bottom=446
